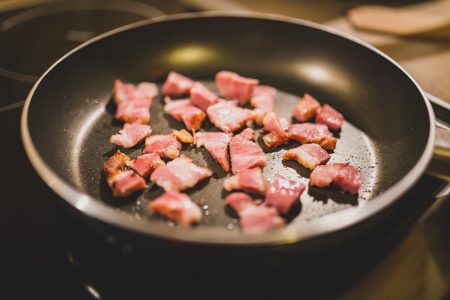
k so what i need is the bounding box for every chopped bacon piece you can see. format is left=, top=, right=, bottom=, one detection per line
left=150, top=155, right=212, bottom=191
left=164, top=97, right=206, bottom=132
left=225, top=192, right=254, bottom=213
left=239, top=205, right=285, bottom=235
left=206, top=101, right=254, bottom=133
left=315, top=104, right=344, bottom=131
left=283, top=143, right=330, bottom=170
left=143, top=134, right=181, bottom=159
left=162, top=72, right=194, bottom=96
left=103, top=151, right=146, bottom=196
left=262, top=112, right=289, bottom=148
left=115, top=97, right=152, bottom=124
left=103, top=151, right=130, bottom=180
left=215, top=71, right=259, bottom=104
left=230, top=129, right=266, bottom=174
left=173, top=129, right=194, bottom=144
left=223, top=167, right=267, bottom=194
left=190, top=82, right=219, bottom=111
left=126, top=153, right=165, bottom=178
left=194, top=132, right=232, bottom=172
left=225, top=192, right=285, bottom=235
left=292, top=93, right=321, bottom=122
left=108, top=170, right=147, bottom=197
left=109, top=123, right=151, bottom=148
left=251, top=85, right=277, bottom=124
left=287, top=123, right=337, bottom=150
left=310, top=163, right=362, bottom=194
left=265, top=176, right=306, bottom=214
left=114, top=80, right=158, bottom=104
left=149, top=191, right=202, bottom=226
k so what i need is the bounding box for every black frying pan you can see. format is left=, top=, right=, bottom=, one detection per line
left=21, top=12, right=447, bottom=247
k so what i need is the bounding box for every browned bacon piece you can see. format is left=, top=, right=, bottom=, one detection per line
left=164, top=97, right=206, bottom=132
left=194, top=132, right=232, bottom=172
left=150, top=155, right=212, bottom=191
left=149, top=191, right=202, bottom=226
left=215, top=71, right=259, bottom=104
left=109, top=123, right=151, bottom=148
left=223, top=167, right=267, bottom=195
left=103, top=151, right=146, bottom=197
left=103, top=150, right=130, bottom=181
left=262, top=112, right=289, bottom=148
left=287, top=123, right=337, bottom=150
left=292, top=93, right=321, bottom=122
left=143, top=134, right=181, bottom=159
left=309, top=163, right=362, bottom=194
left=162, top=72, right=194, bottom=96
left=206, top=101, right=255, bottom=133
left=126, top=153, right=165, bottom=178
left=283, top=143, right=330, bottom=170
left=265, top=176, right=306, bottom=214
left=173, top=129, right=194, bottom=144
left=190, top=82, right=219, bottom=111
left=229, top=128, right=266, bottom=174
left=315, top=104, right=344, bottom=131
left=250, top=85, right=277, bottom=124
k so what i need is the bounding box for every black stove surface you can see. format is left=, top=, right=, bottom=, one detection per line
left=1, top=1, right=448, bottom=299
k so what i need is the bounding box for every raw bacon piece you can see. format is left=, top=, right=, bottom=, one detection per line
left=229, top=128, right=266, bottom=174
left=164, top=97, right=206, bottom=132
left=315, top=104, right=344, bottom=131
left=283, top=143, right=331, bottom=170
left=109, top=123, right=151, bottom=148
left=223, top=167, right=267, bottom=194
left=262, top=112, right=289, bottom=148
left=239, top=205, right=285, bottom=235
left=190, top=82, right=219, bottom=111
left=150, top=155, right=212, bottom=191
left=143, top=134, right=181, bottom=159
left=265, top=176, right=306, bottom=214
left=114, top=80, right=158, bottom=104
left=162, top=72, right=194, bottom=96
left=292, top=93, right=321, bottom=122
left=173, top=129, right=194, bottom=144
left=287, top=123, right=337, bottom=150
left=126, top=153, right=165, bottom=178
left=251, top=85, right=277, bottom=124
left=149, top=191, right=202, bottom=226
left=103, top=151, right=130, bottom=180
left=215, top=71, right=259, bottom=104
left=225, top=192, right=254, bottom=213
left=206, top=101, right=255, bottom=133
left=310, top=163, right=362, bottom=194
left=115, top=97, right=152, bottom=124
left=108, top=170, right=147, bottom=197
left=194, top=132, right=232, bottom=172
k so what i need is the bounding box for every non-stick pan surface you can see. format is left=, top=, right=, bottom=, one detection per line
left=21, top=12, right=434, bottom=245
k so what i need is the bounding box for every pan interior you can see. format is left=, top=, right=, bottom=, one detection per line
left=25, top=15, right=431, bottom=237
left=70, top=82, right=378, bottom=229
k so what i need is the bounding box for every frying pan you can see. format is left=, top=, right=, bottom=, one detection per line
left=21, top=12, right=449, bottom=248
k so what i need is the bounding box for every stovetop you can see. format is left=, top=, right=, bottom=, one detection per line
left=0, top=1, right=448, bottom=299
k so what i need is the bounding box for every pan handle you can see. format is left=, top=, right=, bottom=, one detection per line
left=426, top=93, right=450, bottom=181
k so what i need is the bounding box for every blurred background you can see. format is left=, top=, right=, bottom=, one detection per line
left=0, top=1, right=449, bottom=299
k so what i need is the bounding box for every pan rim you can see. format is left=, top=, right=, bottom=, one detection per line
left=21, top=11, right=436, bottom=246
